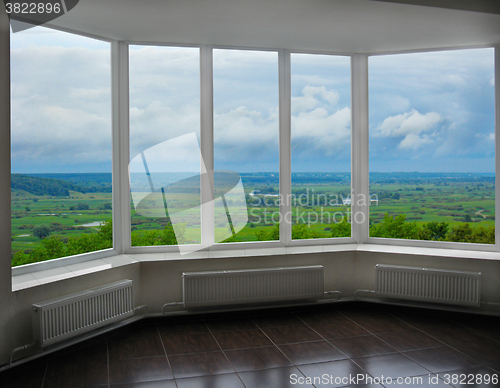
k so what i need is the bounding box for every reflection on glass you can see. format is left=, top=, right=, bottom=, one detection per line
left=130, top=133, right=202, bottom=246
left=213, top=171, right=248, bottom=243
left=129, top=46, right=201, bottom=246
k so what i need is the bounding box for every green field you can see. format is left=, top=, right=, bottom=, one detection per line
left=11, top=172, right=496, bottom=266
left=11, top=191, right=112, bottom=253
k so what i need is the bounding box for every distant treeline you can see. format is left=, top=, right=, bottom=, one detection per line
left=11, top=171, right=495, bottom=197
left=369, top=172, right=495, bottom=184
left=244, top=172, right=495, bottom=185
left=11, top=173, right=112, bottom=196
left=28, top=173, right=112, bottom=185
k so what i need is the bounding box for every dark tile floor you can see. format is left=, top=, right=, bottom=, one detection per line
left=1, top=301, right=500, bottom=387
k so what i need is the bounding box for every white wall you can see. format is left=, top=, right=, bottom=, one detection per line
left=0, top=4, right=16, bottom=369
left=0, top=11, right=143, bottom=366
left=138, top=252, right=356, bottom=312
left=354, top=251, right=500, bottom=308
left=2, top=247, right=500, bottom=366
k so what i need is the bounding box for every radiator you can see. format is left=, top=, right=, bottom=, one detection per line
left=182, top=266, right=324, bottom=308
left=33, top=280, right=134, bottom=347
left=375, top=264, right=481, bottom=307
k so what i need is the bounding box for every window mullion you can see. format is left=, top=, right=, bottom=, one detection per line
left=111, top=41, right=131, bottom=254
left=200, top=46, right=215, bottom=249
left=495, top=46, right=500, bottom=251
left=279, top=50, right=291, bottom=246
left=351, top=54, right=369, bottom=244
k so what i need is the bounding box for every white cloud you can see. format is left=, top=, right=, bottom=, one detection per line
left=376, top=109, right=442, bottom=138
left=291, top=86, right=339, bottom=113
left=291, top=86, right=351, bottom=158
left=398, top=133, right=433, bottom=150
left=292, top=107, right=351, bottom=154
left=213, top=106, right=279, bottom=163
left=373, top=109, right=442, bottom=151
left=128, top=46, right=201, bottom=159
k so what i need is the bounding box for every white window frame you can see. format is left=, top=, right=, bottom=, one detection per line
left=9, top=24, right=500, bottom=276
left=10, top=28, right=118, bottom=277
left=364, top=47, right=500, bottom=252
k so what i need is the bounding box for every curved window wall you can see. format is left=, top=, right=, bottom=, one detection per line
left=9, top=30, right=499, bottom=269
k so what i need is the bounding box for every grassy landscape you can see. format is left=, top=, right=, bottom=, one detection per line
left=11, top=172, right=495, bottom=266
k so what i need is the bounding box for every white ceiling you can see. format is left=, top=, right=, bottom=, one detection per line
left=48, top=0, right=500, bottom=53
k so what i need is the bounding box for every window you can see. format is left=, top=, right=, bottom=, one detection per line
left=369, top=48, right=495, bottom=244
left=129, top=45, right=201, bottom=247
left=291, top=53, right=351, bottom=240
left=213, top=49, right=279, bottom=243
left=11, top=26, right=112, bottom=267
left=10, top=36, right=499, bottom=271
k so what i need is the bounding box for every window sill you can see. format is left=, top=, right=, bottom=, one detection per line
left=356, top=243, right=500, bottom=261
left=12, top=255, right=139, bottom=292
left=12, top=242, right=500, bottom=291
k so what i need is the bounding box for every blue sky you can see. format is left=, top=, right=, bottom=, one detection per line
left=10, top=26, right=496, bottom=174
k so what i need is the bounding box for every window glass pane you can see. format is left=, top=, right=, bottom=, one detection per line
left=213, top=49, right=279, bottom=243
left=11, top=26, right=112, bottom=267
left=291, top=54, right=351, bottom=240
left=369, top=48, right=495, bottom=244
left=129, top=46, right=201, bottom=247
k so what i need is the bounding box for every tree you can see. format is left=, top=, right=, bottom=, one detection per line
left=445, top=223, right=494, bottom=244
left=130, top=223, right=184, bottom=246
left=370, top=214, right=419, bottom=239
left=28, top=236, right=65, bottom=263
left=32, top=224, right=51, bottom=240
left=12, top=220, right=114, bottom=266
left=418, top=221, right=448, bottom=241
left=330, top=219, right=351, bottom=238
left=292, top=224, right=321, bottom=239
left=255, top=223, right=280, bottom=241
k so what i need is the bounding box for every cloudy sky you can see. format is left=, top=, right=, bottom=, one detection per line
left=291, top=53, right=351, bottom=172
left=10, top=26, right=495, bottom=174
left=369, top=48, right=495, bottom=173
left=11, top=26, right=111, bottom=173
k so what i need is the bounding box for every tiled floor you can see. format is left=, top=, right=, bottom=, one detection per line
left=1, top=301, right=500, bottom=387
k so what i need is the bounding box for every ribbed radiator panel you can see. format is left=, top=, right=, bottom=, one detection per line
left=375, top=264, right=481, bottom=307
left=33, top=280, right=134, bottom=347
left=183, top=266, right=324, bottom=308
